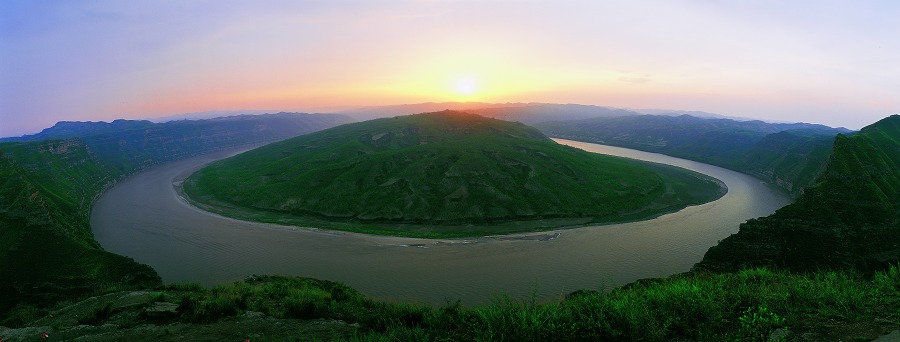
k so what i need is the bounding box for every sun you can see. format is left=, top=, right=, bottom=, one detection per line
left=454, top=77, right=479, bottom=96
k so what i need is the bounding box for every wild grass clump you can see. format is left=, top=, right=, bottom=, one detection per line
left=126, top=266, right=898, bottom=341
left=168, top=275, right=431, bottom=330
left=348, top=265, right=900, bottom=341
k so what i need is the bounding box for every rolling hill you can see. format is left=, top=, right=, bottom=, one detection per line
left=184, top=111, right=725, bottom=236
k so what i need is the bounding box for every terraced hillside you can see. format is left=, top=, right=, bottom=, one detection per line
left=696, top=115, right=900, bottom=273
left=184, top=111, right=725, bottom=236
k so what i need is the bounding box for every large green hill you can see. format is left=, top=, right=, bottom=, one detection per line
left=696, top=115, right=900, bottom=274
left=184, top=111, right=725, bottom=236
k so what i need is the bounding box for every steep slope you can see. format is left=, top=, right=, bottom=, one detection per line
left=535, top=115, right=850, bottom=195
left=741, top=129, right=839, bottom=194
left=696, top=115, right=900, bottom=274
left=185, top=111, right=725, bottom=236
left=0, top=140, right=160, bottom=317
left=0, top=113, right=349, bottom=321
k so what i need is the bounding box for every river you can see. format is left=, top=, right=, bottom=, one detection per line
left=91, top=139, right=790, bottom=305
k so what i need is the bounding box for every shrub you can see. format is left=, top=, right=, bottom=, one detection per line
left=739, top=305, right=786, bottom=341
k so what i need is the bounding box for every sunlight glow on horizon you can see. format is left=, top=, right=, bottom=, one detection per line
left=454, top=76, right=479, bottom=97
left=2, top=1, right=899, bottom=136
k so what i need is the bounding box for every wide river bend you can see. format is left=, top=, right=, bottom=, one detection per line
left=92, top=139, right=790, bottom=305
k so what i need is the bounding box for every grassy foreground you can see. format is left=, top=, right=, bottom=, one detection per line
left=9, top=265, right=896, bottom=341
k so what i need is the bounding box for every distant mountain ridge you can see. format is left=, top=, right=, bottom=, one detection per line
left=695, top=115, right=900, bottom=274
left=535, top=114, right=852, bottom=196
left=2, top=113, right=352, bottom=173
left=463, top=104, right=639, bottom=124
left=340, top=102, right=645, bottom=123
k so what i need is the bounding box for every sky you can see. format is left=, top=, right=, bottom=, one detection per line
left=2, top=0, right=899, bottom=137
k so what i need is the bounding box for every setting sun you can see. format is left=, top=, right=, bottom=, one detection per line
left=454, top=77, right=479, bottom=96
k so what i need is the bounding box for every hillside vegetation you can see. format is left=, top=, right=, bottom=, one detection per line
left=535, top=115, right=850, bottom=196
left=4, top=266, right=896, bottom=341
left=697, top=115, right=900, bottom=274
left=0, top=113, right=348, bottom=323
left=1, top=112, right=897, bottom=340
left=184, top=111, right=725, bottom=237
left=0, top=140, right=161, bottom=324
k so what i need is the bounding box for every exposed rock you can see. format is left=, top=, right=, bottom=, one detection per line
left=873, top=330, right=900, bottom=342
left=768, top=328, right=791, bottom=341
left=143, top=302, right=179, bottom=321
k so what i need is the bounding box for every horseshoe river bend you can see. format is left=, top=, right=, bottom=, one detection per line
left=91, top=139, right=790, bottom=305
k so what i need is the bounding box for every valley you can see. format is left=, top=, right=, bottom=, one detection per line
left=1, top=108, right=896, bottom=340
left=92, top=138, right=788, bottom=306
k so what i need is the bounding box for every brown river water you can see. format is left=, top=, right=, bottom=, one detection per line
left=91, top=139, right=791, bottom=305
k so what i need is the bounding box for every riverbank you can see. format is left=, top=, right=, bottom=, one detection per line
left=177, top=129, right=727, bottom=238
left=175, top=159, right=727, bottom=239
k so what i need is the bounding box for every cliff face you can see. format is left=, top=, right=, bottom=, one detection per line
left=695, top=115, right=900, bottom=274
left=740, top=130, right=838, bottom=195
left=0, top=113, right=350, bottom=317
left=534, top=115, right=849, bottom=197
left=0, top=140, right=160, bottom=314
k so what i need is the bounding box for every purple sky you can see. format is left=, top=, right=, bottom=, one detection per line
left=2, top=1, right=900, bottom=137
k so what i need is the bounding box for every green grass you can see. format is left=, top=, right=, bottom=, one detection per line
left=348, top=266, right=898, bottom=341
left=57, top=266, right=894, bottom=341
left=184, top=111, right=725, bottom=237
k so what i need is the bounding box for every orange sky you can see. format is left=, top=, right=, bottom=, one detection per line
left=2, top=1, right=900, bottom=136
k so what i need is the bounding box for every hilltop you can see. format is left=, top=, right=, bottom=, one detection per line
left=184, top=111, right=725, bottom=236
left=696, top=115, right=900, bottom=273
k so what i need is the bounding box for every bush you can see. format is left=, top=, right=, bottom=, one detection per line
left=739, top=305, right=786, bottom=341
